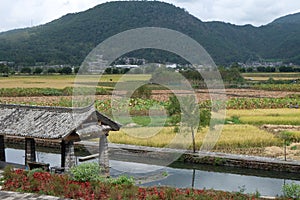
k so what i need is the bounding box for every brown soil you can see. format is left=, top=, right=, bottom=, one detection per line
left=1, top=89, right=298, bottom=104
left=261, top=124, right=300, bottom=134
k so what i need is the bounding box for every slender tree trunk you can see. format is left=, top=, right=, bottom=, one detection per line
left=284, top=142, right=287, bottom=161
left=192, top=169, right=196, bottom=188
left=191, top=126, right=196, bottom=153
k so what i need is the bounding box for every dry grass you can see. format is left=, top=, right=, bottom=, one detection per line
left=108, top=127, right=175, bottom=148
left=107, top=124, right=281, bottom=150
left=211, top=124, right=281, bottom=149
left=227, top=108, right=300, bottom=125
left=243, top=72, right=300, bottom=81
left=0, top=74, right=151, bottom=89
left=0, top=75, right=76, bottom=88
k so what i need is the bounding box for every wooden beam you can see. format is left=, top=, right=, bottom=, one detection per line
left=79, top=153, right=99, bottom=162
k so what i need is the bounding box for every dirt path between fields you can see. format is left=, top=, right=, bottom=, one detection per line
left=0, top=89, right=299, bottom=104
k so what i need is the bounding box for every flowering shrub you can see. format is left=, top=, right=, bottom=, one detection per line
left=1, top=166, right=265, bottom=199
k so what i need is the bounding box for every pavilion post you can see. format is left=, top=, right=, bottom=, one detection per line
left=61, top=140, right=76, bottom=171
left=25, top=138, right=36, bottom=166
left=0, top=135, right=5, bottom=162
left=99, top=130, right=110, bottom=177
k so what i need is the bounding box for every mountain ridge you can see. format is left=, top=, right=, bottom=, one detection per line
left=0, top=1, right=299, bottom=66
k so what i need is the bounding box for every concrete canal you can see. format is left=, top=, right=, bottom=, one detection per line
left=3, top=147, right=300, bottom=197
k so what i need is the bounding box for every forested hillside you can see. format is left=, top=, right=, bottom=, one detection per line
left=0, top=1, right=299, bottom=66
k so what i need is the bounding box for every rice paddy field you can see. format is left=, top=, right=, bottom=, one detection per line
left=226, top=109, right=300, bottom=125
left=1, top=74, right=300, bottom=159
left=0, top=74, right=151, bottom=88
left=107, top=124, right=281, bottom=150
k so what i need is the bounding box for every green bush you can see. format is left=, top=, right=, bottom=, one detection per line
left=108, top=175, right=134, bottom=186
left=27, top=168, right=45, bottom=177
left=282, top=182, right=300, bottom=199
left=69, top=162, right=103, bottom=182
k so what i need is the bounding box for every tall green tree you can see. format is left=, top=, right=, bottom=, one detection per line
left=167, top=95, right=211, bottom=153
left=0, top=64, right=9, bottom=76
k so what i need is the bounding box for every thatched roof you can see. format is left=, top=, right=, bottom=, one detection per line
left=0, top=104, right=121, bottom=140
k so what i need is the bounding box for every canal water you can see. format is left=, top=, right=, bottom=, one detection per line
left=5, top=148, right=300, bottom=197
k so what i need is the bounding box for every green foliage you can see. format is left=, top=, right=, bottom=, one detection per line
left=33, top=67, right=43, bottom=74
left=166, top=95, right=210, bottom=128
left=166, top=95, right=181, bottom=117
left=199, top=108, right=211, bottom=127
left=219, top=67, right=245, bottom=84
left=131, top=85, right=152, bottom=99
left=252, top=83, right=300, bottom=92
left=2, top=168, right=265, bottom=199
left=226, top=115, right=241, bottom=124
left=280, top=131, right=300, bottom=144
left=282, top=182, right=300, bottom=199
left=69, top=162, right=104, bottom=182
left=162, top=171, right=168, bottom=177
left=226, top=97, right=300, bottom=109
left=59, top=67, right=72, bottom=75
left=280, top=131, right=294, bottom=146
left=1, top=1, right=300, bottom=66
left=107, top=175, right=134, bottom=186
left=27, top=168, right=45, bottom=177
left=47, top=68, right=57, bottom=74
left=0, top=87, right=110, bottom=97
left=20, top=67, right=32, bottom=74
left=0, top=64, right=9, bottom=75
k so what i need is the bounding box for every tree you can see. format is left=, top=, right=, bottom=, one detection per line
left=33, top=67, right=43, bottom=74
left=246, top=67, right=254, bottom=72
left=0, top=64, right=9, bottom=76
left=21, top=67, right=32, bottom=74
left=257, top=66, right=266, bottom=72
left=60, top=67, right=72, bottom=74
left=74, top=67, right=80, bottom=74
left=219, top=67, right=245, bottom=84
left=166, top=95, right=211, bottom=153
left=280, top=131, right=293, bottom=161
left=47, top=68, right=57, bottom=74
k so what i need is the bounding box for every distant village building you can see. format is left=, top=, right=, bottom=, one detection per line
left=0, top=104, right=121, bottom=176
left=114, top=64, right=139, bottom=68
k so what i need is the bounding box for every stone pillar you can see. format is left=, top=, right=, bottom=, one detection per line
left=99, top=130, right=109, bottom=177
left=61, top=140, right=75, bottom=171
left=25, top=138, right=36, bottom=166
left=0, top=135, right=5, bottom=162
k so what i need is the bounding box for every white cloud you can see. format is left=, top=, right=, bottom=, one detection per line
left=168, top=0, right=300, bottom=26
left=0, top=0, right=104, bottom=32
left=0, top=0, right=300, bottom=32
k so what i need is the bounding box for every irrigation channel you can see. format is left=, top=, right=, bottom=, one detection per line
left=4, top=147, right=300, bottom=197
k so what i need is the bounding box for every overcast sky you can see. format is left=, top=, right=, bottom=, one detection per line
left=1, top=0, right=300, bottom=33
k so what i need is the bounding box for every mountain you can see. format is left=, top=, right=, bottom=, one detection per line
left=0, top=1, right=299, bottom=66
left=271, top=12, right=300, bottom=24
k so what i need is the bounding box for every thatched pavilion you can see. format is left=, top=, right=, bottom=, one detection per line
left=0, top=103, right=121, bottom=175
